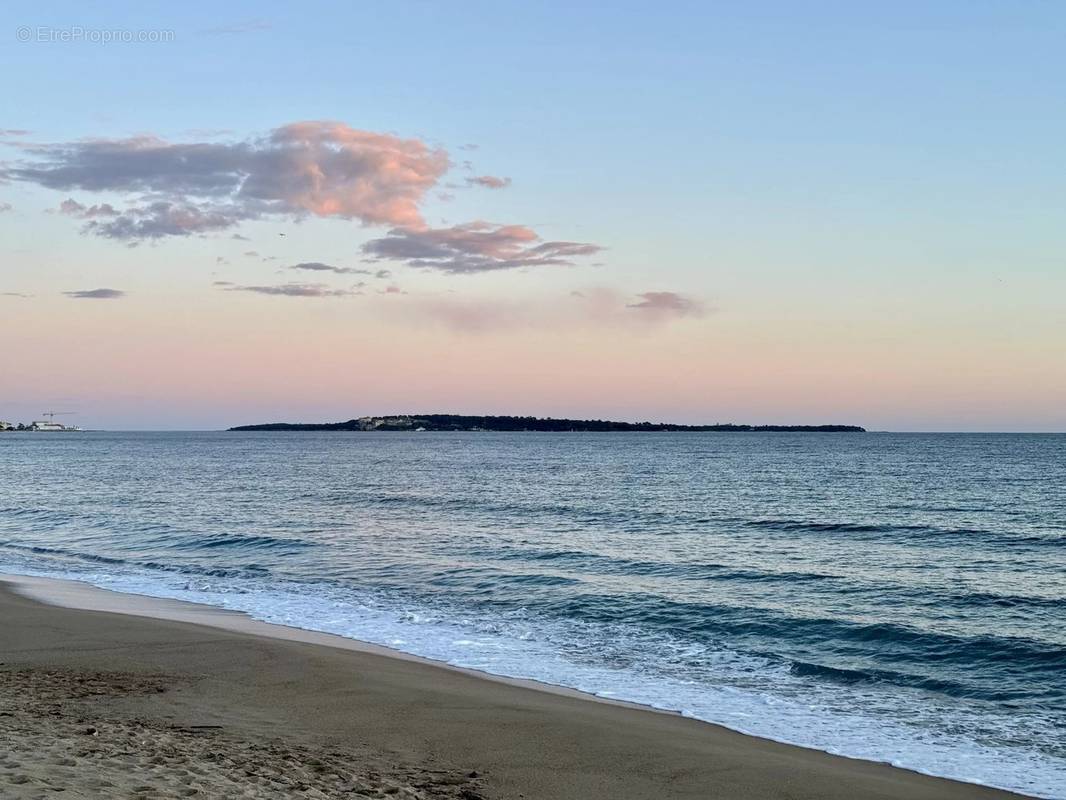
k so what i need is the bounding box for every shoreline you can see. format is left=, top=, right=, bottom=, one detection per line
left=0, top=572, right=1036, bottom=799
left=1, top=572, right=662, bottom=714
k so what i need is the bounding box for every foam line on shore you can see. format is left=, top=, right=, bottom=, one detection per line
left=0, top=571, right=663, bottom=712
left=1, top=570, right=1050, bottom=799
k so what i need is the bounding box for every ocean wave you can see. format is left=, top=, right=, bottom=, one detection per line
left=3, top=558, right=1064, bottom=798
left=272, top=491, right=1066, bottom=549
left=737, top=517, right=1064, bottom=547
left=4, top=430, right=1066, bottom=799
left=534, top=591, right=1066, bottom=700
left=486, top=546, right=839, bottom=583
left=168, top=533, right=315, bottom=551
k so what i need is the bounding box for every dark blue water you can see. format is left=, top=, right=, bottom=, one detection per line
left=1, top=432, right=1063, bottom=797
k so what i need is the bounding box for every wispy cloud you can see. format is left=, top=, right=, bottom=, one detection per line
left=289, top=261, right=388, bottom=277
left=393, top=287, right=707, bottom=333
left=184, top=128, right=235, bottom=138
left=405, top=297, right=522, bottom=332
left=466, top=175, right=511, bottom=190
left=220, top=282, right=360, bottom=298
left=627, top=291, right=706, bottom=319
left=361, top=222, right=600, bottom=274
left=63, top=288, right=125, bottom=299
left=0, top=202, right=12, bottom=213
left=198, top=20, right=271, bottom=36
left=1, top=291, right=31, bottom=297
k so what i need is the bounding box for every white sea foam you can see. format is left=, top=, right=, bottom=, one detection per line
left=3, top=557, right=1063, bottom=800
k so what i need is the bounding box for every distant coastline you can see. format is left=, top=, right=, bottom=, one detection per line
left=228, top=415, right=865, bottom=433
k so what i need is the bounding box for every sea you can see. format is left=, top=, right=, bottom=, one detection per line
left=1, top=431, right=1063, bottom=798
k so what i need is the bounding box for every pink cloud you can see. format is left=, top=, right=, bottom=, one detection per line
left=248, top=122, right=448, bottom=227
left=57, top=198, right=119, bottom=218
left=6, top=123, right=605, bottom=275
left=6, top=121, right=448, bottom=238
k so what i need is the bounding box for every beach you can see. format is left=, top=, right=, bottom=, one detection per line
left=6, top=3, right=1064, bottom=796
left=0, top=576, right=1031, bottom=800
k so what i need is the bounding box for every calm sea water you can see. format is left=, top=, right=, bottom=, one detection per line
left=1, top=432, right=1063, bottom=797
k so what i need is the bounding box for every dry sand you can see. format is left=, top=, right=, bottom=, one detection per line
left=0, top=577, right=1031, bottom=799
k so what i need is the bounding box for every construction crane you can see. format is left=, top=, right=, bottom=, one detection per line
left=41, top=411, right=76, bottom=422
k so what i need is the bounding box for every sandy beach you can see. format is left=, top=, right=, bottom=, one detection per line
left=0, top=576, right=1033, bottom=800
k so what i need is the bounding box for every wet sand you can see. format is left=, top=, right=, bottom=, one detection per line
left=0, top=576, right=1030, bottom=799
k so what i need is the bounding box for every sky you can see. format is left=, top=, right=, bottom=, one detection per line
left=1, top=1, right=1064, bottom=431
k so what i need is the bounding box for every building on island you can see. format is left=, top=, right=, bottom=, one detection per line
left=29, top=420, right=83, bottom=432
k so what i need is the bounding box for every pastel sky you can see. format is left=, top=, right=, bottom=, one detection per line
left=2, top=1, right=1064, bottom=431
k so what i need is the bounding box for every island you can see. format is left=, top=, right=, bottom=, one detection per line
left=229, top=415, right=865, bottom=433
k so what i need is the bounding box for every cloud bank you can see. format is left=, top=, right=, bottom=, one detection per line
left=3, top=122, right=601, bottom=275
left=5, top=122, right=448, bottom=239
